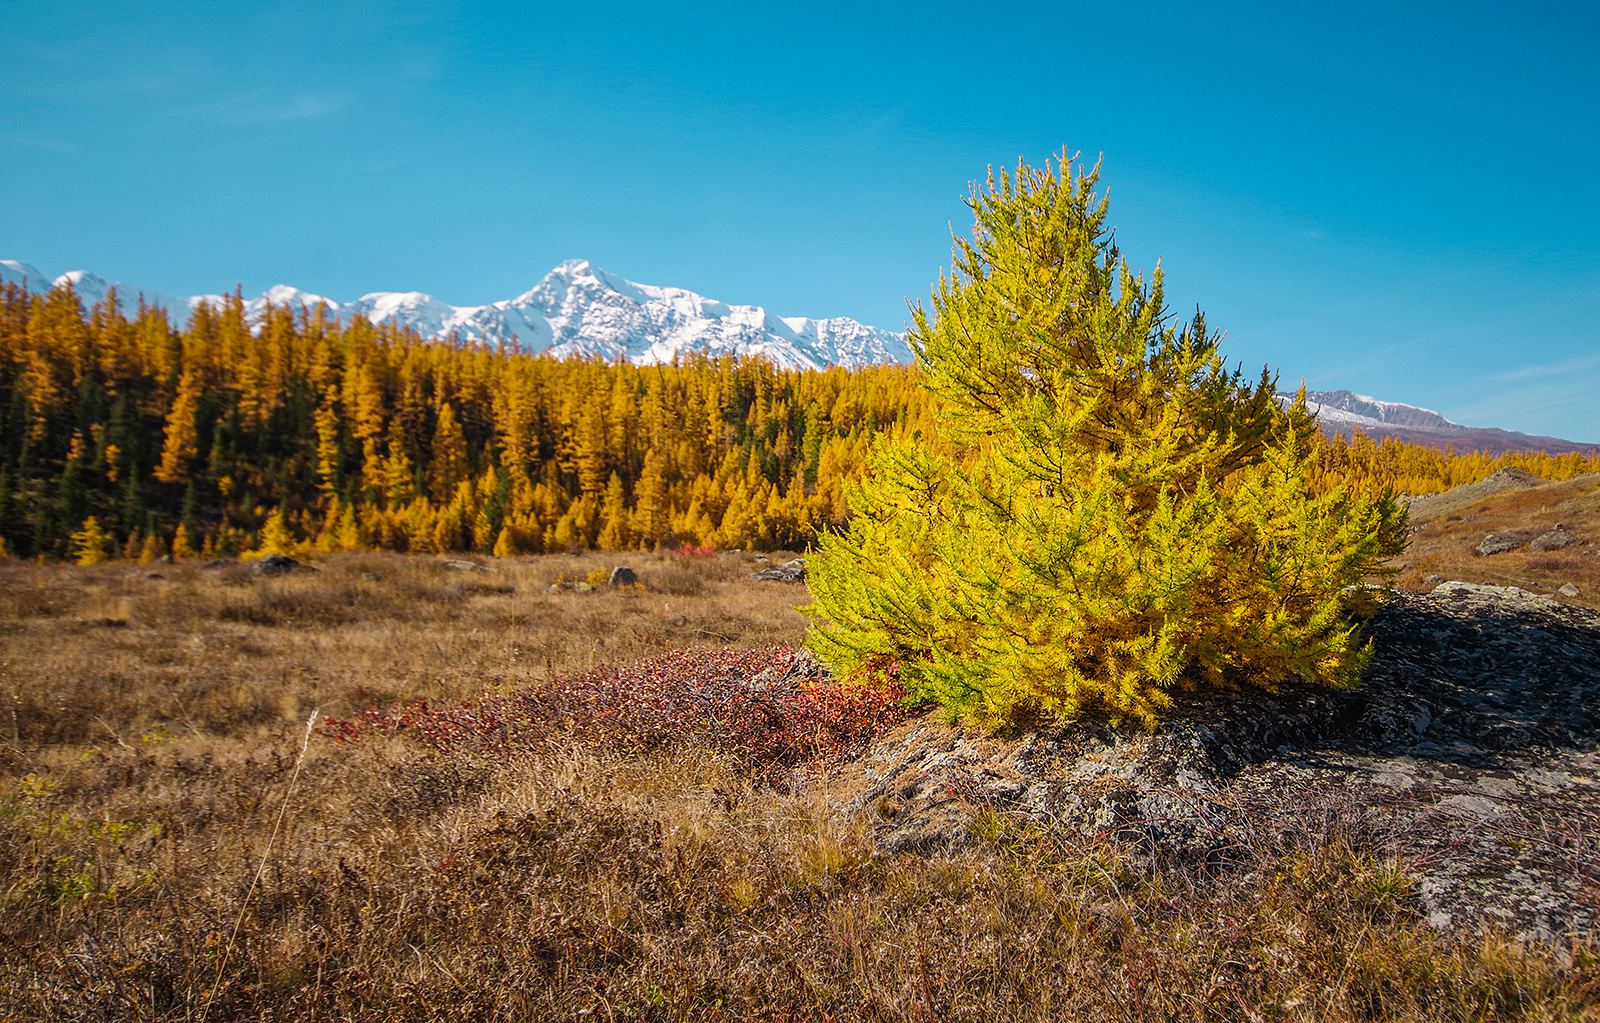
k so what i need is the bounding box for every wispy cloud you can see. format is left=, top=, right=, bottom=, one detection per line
left=76, top=70, right=197, bottom=98
left=186, top=88, right=350, bottom=125
left=0, top=135, right=78, bottom=152
left=1487, top=350, right=1600, bottom=384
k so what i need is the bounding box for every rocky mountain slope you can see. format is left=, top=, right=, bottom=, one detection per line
left=0, top=258, right=911, bottom=371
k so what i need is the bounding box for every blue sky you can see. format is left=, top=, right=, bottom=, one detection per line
left=2, top=0, right=1597, bottom=440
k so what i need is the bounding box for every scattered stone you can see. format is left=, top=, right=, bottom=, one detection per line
left=542, top=583, right=568, bottom=595
left=752, top=557, right=806, bottom=582
left=1422, top=574, right=1444, bottom=585
left=250, top=554, right=303, bottom=576
left=608, top=566, right=639, bottom=588
left=145, top=573, right=164, bottom=580
left=572, top=581, right=593, bottom=593
left=443, top=559, right=486, bottom=572
left=1531, top=525, right=1579, bottom=551
left=1475, top=532, right=1525, bottom=556
left=1560, top=582, right=1582, bottom=598
left=200, top=559, right=231, bottom=569
left=361, top=571, right=380, bottom=582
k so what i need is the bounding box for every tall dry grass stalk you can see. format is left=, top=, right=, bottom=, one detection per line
left=203, top=708, right=319, bottom=1022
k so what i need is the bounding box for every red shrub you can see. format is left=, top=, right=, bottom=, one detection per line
left=672, top=545, right=720, bottom=559
left=319, top=645, right=912, bottom=773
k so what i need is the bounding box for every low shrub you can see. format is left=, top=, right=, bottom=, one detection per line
left=320, top=645, right=912, bottom=774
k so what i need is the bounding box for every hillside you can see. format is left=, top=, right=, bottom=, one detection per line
left=1389, top=468, right=1600, bottom=607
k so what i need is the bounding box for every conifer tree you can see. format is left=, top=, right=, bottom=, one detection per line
left=155, top=370, right=200, bottom=484
left=428, top=402, right=470, bottom=503
left=805, top=152, right=1407, bottom=728
left=71, top=516, right=111, bottom=565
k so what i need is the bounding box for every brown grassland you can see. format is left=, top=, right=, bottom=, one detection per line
left=2, top=551, right=1599, bottom=1020
left=1393, top=473, right=1600, bottom=608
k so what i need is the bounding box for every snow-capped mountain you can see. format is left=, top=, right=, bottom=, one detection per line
left=1298, top=390, right=1459, bottom=431
left=0, top=259, right=911, bottom=371
left=1279, top=389, right=1597, bottom=456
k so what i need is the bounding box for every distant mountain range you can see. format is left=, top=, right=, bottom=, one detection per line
left=3, top=258, right=1592, bottom=455
left=1284, top=390, right=1599, bottom=457
left=0, top=258, right=912, bottom=371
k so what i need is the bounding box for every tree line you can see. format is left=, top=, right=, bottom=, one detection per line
left=0, top=278, right=1593, bottom=563
left=0, top=281, right=929, bottom=561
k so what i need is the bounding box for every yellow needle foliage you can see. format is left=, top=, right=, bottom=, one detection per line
left=805, top=153, right=1408, bottom=728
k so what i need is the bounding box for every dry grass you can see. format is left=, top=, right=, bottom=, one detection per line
left=1390, top=474, right=1600, bottom=606
left=2, top=552, right=1598, bottom=1020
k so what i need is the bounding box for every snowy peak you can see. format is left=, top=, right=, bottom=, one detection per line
left=0, top=257, right=910, bottom=371
left=1279, top=389, right=1596, bottom=457
left=1301, top=389, right=1459, bottom=431
left=0, top=260, right=52, bottom=294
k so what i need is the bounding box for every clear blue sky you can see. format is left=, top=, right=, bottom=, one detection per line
left=3, top=1, right=1596, bottom=440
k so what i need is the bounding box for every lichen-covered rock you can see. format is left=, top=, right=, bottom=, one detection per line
left=824, top=585, right=1600, bottom=942
left=443, top=559, right=487, bottom=572
left=1475, top=532, right=1526, bottom=556
left=1531, top=526, right=1580, bottom=551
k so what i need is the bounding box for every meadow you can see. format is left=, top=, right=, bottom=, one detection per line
left=2, top=551, right=1597, bottom=1021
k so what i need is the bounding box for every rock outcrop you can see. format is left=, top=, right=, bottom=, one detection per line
left=1475, top=531, right=1527, bottom=556
left=752, top=558, right=806, bottom=582
left=249, top=554, right=304, bottom=576
left=1531, top=526, right=1580, bottom=551
left=824, top=583, right=1600, bottom=942
left=608, top=566, right=639, bottom=588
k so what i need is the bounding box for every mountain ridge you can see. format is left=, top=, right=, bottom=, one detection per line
left=0, top=258, right=912, bottom=372
left=1281, top=390, right=1598, bottom=457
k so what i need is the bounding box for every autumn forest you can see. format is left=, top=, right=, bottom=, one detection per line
left=2, top=280, right=1596, bottom=563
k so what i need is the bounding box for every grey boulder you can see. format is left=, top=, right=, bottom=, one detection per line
left=250, top=554, right=303, bottom=576
left=608, top=566, right=639, bottom=588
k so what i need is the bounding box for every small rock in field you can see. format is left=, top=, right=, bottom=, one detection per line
left=572, top=581, right=593, bottom=593
left=1532, top=527, right=1579, bottom=551
left=250, top=553, right=302, bottom=576
left=543, top=583, right=568, bottom=595
left=608, top=566, right=638, bottom=587
left=752, top=557, right=806, bottom=582
left=1475, top=533, right=1524, bottom=556
left=1423, top=574, right=1444, bottom=585
left=146, top=572, right=165, bottom=580
left=443, top=559, right=485, bottom=572
left=1559, top=583, right=1582, bottom=598
left=361, top=571, right=380, bottom=581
